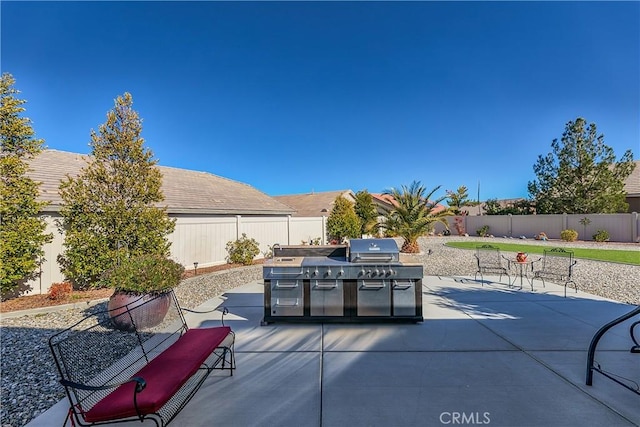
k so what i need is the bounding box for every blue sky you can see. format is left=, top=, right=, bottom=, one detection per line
left=2, top=1, right=638, bottom=201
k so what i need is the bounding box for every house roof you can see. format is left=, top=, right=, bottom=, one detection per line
left=273, top=190, right=355, bottom=217
left=26, top=150, right=295, bottom=215
left=624, top=160, right=640, bottom=197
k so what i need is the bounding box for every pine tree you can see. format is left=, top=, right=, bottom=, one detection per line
left=0, top=73, right=52, bottom=295
left=58, top=93, right=175, bottom=288
left=528, top=118, right=636, bottom=214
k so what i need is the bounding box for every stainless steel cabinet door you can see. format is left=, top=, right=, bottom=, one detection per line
left=271, top=279, right=303, bottom=316
left=357, top=280, right=390, bottom=317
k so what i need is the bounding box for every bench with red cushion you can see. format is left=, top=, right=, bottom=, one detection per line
left=49, top=290, right=235, bottom=427
left=85, top=327, right=232, bottom=422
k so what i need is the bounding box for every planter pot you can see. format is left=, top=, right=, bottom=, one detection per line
left=516, top=252, right=528, bottom=263
left=108, top=291, right=171, bottom=331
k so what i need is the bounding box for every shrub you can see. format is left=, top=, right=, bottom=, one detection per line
left=593, top=229, right=610, bottom=242
left=226, top=233, right=260, bottom=265
left=48, top=282, right=73, bottom=300
left=476, top=225, right=490, bottom=237
left=453, top=216, right=466, bottom=236
left=100, top=254, right=184, bottom=294
left=560, top=229, right=578, bottom=242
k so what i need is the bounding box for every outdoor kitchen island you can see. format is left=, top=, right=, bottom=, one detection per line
left=262, top=238, right=423, bottom=324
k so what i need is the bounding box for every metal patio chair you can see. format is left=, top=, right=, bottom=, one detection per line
left=530, top=247, right=577, bottom=297
left=474, top=245, right=511, bottom=286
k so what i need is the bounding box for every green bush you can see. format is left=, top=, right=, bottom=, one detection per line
left=100, top=254, right=184, bottom=294
left=592, top=229, right=610, bottom=242
left=476, top=225, right=490, bottom=237
left=560, top=229, right=578, bottom=242
left=226, top=233, right=260, bottom=265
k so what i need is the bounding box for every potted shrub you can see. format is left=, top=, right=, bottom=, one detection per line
left=101, top=254, right=185, bottom=331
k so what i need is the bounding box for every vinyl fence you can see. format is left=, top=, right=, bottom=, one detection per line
left=22, top=212, right=638, bottom=296
left=24, top=214, right=327, bottom=296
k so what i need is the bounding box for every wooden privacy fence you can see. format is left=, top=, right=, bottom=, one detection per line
left=25, top=212, right=638, bottom=296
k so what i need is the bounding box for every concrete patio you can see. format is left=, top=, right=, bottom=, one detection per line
left=28, top=276, right=639, bottom=427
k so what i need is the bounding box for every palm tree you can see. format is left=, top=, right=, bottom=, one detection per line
left=381, top=181, right=452, bottom=253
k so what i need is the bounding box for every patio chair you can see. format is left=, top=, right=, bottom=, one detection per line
left=530, top=248, right=577, bottom=297
left=474, top=245, right=511, bottom=286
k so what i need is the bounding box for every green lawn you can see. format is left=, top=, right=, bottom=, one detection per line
left=445, top=241, right=640, bottom=265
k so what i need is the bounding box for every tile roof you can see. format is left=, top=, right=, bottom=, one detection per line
left=273, top=190, right=355, bottom=217
left=624, top=160, right=640, bottom=196
left=26, top=150, right=295, bottom=215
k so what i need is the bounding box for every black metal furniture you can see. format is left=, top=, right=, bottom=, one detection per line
left=473, top=245, right=511, bottom=286
left=530, top=248, right=577, bottom=297
left=586, top=305, right=640, bottom=395
left=49, top=290, right=235, bottom=427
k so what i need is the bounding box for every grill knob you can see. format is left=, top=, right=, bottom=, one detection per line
left=313, top=268, right=319, bottom=277
left=326, top=267, right=332, bottom=277
left=381, top=269, right=386, bottom=276
left=388, top=268, right=395, bottom=276
left=359, top=269, right=366, bottom=277
left=374, top=269, right=380, bottom=277
left=337, top=269, right=344, bottom=277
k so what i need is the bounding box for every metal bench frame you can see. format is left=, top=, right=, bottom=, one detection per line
left=49, top=290, right=234, bottom=427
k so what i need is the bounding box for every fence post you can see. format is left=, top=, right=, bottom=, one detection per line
left=236, top=215, right=241, bottom=240
left=322, top=216, right=327, bottom=244
left=632, top=212, right=638, bottom=243
left=562, top=213, right=568, bottom=234
left=287, top=215, right=291, bottom=245
left=508, top=214, right=513, bottom=237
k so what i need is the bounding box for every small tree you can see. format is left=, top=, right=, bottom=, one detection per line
left=528, top=118, right=635, bottom=214
left=354, top=190, right=378, bottom=236
left=381, top=181, right=452, bottom=253
left=0, top=73, right=52, bottom=295
left=326, top=196, right=361, bottom=243
left=446, top=186, right=477, bottom=215
left=58, top=93, right=175, bottom=288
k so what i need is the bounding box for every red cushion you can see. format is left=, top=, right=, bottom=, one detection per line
left=84, top=326, right=231, bottom=422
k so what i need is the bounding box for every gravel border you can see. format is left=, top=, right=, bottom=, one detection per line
left=1, top=238, right=638, bottom=427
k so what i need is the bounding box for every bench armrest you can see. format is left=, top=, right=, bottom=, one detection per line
left=60, top=376, right=147, bottom=393
left=181, top=306, right=230, bottom=326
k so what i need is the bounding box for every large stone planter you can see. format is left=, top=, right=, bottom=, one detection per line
left=108, top=291, right=171, bottom=331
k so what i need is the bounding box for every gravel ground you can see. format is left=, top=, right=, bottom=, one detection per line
left=1, top=237, right=638, bottom=427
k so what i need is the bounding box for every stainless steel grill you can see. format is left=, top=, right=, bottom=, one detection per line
left=263, top=238, right=423, bottom=323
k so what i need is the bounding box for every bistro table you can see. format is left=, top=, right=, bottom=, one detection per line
left=511, top=259, right=534, bottom=290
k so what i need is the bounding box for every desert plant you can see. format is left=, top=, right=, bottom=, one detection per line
left=476, top=225, right=490, bottom=237
left=48, top=282, right=73, bottom=300
left=380, top=181, right=452, bottom=253
left=593, top=229, right=610, bottom=242
left=560, top=229, right=578, bottom=242
left=226, top=233, right=260, bottom=265
left=453, top=216, right=466, bottom=236
left=100, top=254, right=184, bottom=294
